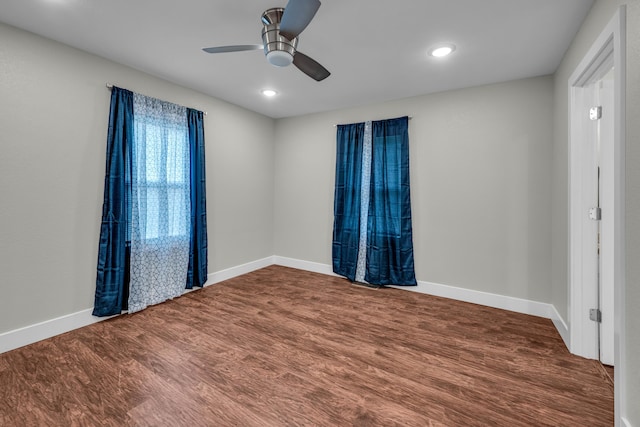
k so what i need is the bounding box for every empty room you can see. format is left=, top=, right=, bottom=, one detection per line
left=1, top=0, right=638, bottom=425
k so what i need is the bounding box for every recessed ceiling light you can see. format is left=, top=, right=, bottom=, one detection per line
left=261, top=89, right=277, bottom=97
left=429, top=44, right=456, bottom=58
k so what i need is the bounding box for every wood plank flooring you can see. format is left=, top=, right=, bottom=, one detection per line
left=0, top=265, right=614, bottom=426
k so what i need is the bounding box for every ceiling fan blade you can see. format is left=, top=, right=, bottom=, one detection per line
left=293, top=51, right=330, bottom=81
left=279, top=0, right=321, bottom=40
left=202, top=44, right=263, bottom=54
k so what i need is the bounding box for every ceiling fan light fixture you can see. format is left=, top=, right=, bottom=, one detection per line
left=429, top=44, right=456, bottom=58
left=266, top=50, right=294, bottom=67
left=203, top=1, right=329, bottom=81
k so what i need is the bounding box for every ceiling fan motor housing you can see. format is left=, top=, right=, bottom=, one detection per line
left=261, top=8, right=298, bottom=67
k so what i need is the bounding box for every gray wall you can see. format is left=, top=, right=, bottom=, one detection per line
left=274, top=76, right=553, bottom=303
left=551, top=0, right=639, bottom=423
left=0, top=23, right=275, bottom=334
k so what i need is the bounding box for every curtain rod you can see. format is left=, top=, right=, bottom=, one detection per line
left=333, top=116, right=412, bottom=127
left=106, top=83, right=207, bottom=116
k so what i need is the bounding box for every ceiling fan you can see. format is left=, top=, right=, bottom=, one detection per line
left=203, top=0, right=330, bottom=81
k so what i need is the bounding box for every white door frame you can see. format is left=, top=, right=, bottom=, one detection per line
left=568, top=6, right=625, bottom=424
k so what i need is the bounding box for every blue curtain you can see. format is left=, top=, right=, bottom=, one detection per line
left=332, top=116, right=416, bottom=286
left=93, top=87, right=133, bottom=316
left=186, top=109, right=208, bottom=289
left=366, top=117, right=416, bottom=285
left=332, top=122, right=365, bottom=281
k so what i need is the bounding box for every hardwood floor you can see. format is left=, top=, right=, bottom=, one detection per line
left=0, top=265, right=614, bottom=426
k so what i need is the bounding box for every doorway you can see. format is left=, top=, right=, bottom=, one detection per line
left=567, top=5, right=625, bottom=422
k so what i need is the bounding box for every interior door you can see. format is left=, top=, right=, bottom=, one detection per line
left=585, top=68, right=615, bottom=366
left=595, top=68, right=615, bottom=366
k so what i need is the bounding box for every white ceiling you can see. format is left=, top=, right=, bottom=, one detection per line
left=0, top=0, right=594, bottom=118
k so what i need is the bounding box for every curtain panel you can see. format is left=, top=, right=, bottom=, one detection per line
left=332, top=116, right=416, bottom=286
left=186, top=109, right=208, bottom=289
left=93, top=87, right=133, bottom=317
left=332, top=122, right=365, bottom=281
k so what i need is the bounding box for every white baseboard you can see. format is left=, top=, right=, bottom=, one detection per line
left=1, top=255, right=567, bottom=355
left=0, top=256, right=275, bottom=354
left=0, top=309, right=114, bottom=355
left=550, top=304, right=570, bottom=350
left=205, top=256, right=275, bottom=286
left=395, top=280, right=553, bottom=319
left=273, top=256, right=338, bottom=277
left=273, top=257, right=557, bottom=320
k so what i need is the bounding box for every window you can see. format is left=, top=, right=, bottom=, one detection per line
left=131, top=95, right=190, bottom=243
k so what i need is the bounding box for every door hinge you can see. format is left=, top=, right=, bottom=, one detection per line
left=589, top=207, right=602, bottom=220
left=590, top=106, right=602, bottom=120
left=589, top=308, right=602, bottom=323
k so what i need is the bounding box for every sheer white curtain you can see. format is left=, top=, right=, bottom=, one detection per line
left=355, top=121, right=372, bottom=283
left=128, top=93, right=191, bottom=313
